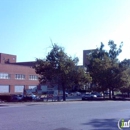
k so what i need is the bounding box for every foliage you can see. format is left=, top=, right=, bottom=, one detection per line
left=108, top=40, right=123, bottom=61
left=86, top=40, right=124, bottom=98
left=34, top=44, right=92, bottom=101
left=119, top=66, right=130, bottom=93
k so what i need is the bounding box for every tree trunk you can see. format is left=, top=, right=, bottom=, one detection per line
left=109, top=89, right=111, bottom=99
left=62, top=83, right=66, bottom=101
left=127, top=92, right=130, bottom=97
left=112, top=89, right=115, bottom=99
left=103, top=91, right=105, bottom=99
left=122, top=92, right=124, bottom=99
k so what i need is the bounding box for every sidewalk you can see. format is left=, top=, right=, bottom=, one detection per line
left=0, top=97, right=130, bottom=107
left=0, top=98, right=82, bottom=107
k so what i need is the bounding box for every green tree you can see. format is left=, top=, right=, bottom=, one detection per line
left=119, top=60, right=130, bottom=97
left=119, top=59, right=130, bottom=70
left=107, top=40, right=123, bottom=98
left=70, top=66, right=92, bottom=91
left=86, top=41, right=123, bottom=99
left=34, top=44, right=91, bottom=101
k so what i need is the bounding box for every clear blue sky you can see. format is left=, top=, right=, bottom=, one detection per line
left=0, top=0, right=130, bottom=65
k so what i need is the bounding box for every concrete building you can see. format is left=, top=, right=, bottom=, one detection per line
left=83, top=49, right=96, bottom=66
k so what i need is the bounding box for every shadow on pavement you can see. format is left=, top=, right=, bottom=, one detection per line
left=81, top=118, right=118, bottom=130
left=81, top=98, right=130, bottom=101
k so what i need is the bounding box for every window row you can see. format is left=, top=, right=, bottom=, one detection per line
left=0, top=73, right=38, bottom=80
left=15, top=74, right=25, bottom=80
left=29, top=75, right=38, bottom=80
left=0, top=73, right=10, bottom=79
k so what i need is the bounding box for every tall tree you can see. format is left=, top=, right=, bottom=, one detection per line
left=119, top=59, right=130, bottom=96
left=86, top=41, right=123, bottom=99
left=108, top=40, right=123, bottom=61
left=107, top=40, right=123, bottom=98
left=87, top=43, right=111, bottom=94
left=70, top=66, right=92, bottom=91
left=34, top=44, right=92, bottom=101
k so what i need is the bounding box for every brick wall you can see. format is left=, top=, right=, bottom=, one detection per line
left=0, top=53, right=16, bottom=64
left=0, top=63, right=39, bottom=94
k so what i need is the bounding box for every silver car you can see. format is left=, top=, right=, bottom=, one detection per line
left=82, top=93, right=97, bottom=100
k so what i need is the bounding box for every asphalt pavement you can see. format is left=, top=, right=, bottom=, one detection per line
left=0, top=100, right=130, bottom=130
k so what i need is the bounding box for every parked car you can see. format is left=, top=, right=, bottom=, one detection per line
left=11, top=94, right=24, bottom=102
left=22, top=94, right=39, bottom=101
left=31, top=94, right=37, bottom=100
left=26, top=94, right=39, bottom=101
left=91, top=92, right=103, bottom=97
left=65, top=92, right=69, bottom=97
left=17, top=94, right=24, bottom=101
left=58, top=91, right=68, bottom=97
left=70, top=92, right=74, bottom=96
left=11, top=95, right=19, bottom=102
left=82, top=93, right=97, bottom=100
left=76, top=92, right=81, bottom=96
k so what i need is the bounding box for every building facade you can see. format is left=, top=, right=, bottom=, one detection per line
left=0, top=49, right=96, bottom=95
left=83, top=49, right=96, bottom=66
left=0, top=53, right=40, bottom=95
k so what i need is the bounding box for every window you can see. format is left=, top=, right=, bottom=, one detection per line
left=29, top=75, right=38, bottom=80
left=15, top=74, right=25, bottom=80
left=0, top=73, right=10, bottom=79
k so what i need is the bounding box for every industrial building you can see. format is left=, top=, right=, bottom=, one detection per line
left=0, top=53, right=44, bottom=95
left=0, top=49, right=94, bottom=95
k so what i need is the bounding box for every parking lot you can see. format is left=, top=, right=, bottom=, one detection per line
left=0, top=100, right=130, bottom=130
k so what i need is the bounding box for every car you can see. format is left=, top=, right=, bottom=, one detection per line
left=76, top=92, right=81, bottom=96
left=58, top=91, right=68, bottom=97
left=27, top=94, right=38, bottom=100
left=22, top=94, right=39, bottom=101
left=91, top=92, right=103, bottom=97
left=65, top=92, right=69, bottom=97
left=16, top=94, right=24, bottom=101
left=11, top=95, right=19, bottom=102
left=70, top=92, right=74, bottom=96
left=82, top=93, right=97, bottom=100
left=31, top=94, right=37, bottom=100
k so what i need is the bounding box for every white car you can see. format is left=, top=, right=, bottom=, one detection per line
left=31, top=94, right=37, bottom=100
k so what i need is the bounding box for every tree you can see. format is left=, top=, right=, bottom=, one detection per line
left=119, top=60, right=130, bottom=96
left=70, top=66, right=92, bottom=91
left=86, top=40, right=123, bottom=99
left=34, top=44, right=92, bottom=101
left=106, top=40, right=123, bottom=98
left=108, top=40, right=123, bottom=61
left=119, top=59, right=130, bottom=70
left=87, top=43, right=111, bottom=95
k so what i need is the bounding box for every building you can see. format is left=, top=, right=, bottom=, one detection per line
left=0, top=53, right=42, bottom=95
left=0, top=49, right=97, bottom=95
left=83, top=49, right=96, bottom=66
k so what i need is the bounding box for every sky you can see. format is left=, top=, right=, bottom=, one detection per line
left=0, top=0, right=130, bottom=65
